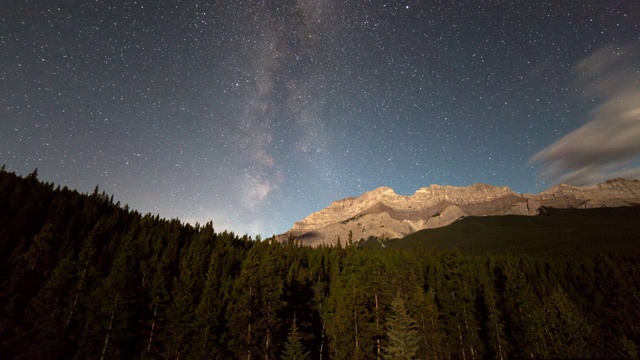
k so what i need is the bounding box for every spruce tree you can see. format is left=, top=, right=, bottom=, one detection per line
left=384, top=294, right=419, bottom=360
left=282, top=317, right=310, bottom=360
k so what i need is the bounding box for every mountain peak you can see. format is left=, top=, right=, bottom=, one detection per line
left=365, top=186, right=397, bottom=196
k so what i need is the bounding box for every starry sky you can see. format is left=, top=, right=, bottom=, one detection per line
left=2, top=1, right=640, bottom=236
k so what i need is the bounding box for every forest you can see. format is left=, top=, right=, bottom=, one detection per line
left=1, top=167, right=639, bottom=359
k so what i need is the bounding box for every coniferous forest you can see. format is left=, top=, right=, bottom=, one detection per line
left=1, top=167, right=640, bottom=359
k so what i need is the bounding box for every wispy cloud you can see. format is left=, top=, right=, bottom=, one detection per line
left=530, top=44, right=640, bottom=185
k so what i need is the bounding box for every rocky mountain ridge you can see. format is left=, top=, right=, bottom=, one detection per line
left=280, top=178, right=640, bottom=247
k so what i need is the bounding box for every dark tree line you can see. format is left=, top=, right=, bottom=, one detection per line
left=0, top=167, right=639, bottom=359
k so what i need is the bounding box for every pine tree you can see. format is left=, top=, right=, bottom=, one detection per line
left=481, top=258, right=511, bottom=360
left=495, top=256, right=546, bottom=358
left=543, top=287, right=590, bottom=358
left=384, top=293, right=419, bottom=360
left=412, top=287, right=442, bottom=359
left=282, top=317, right=310, bottom=360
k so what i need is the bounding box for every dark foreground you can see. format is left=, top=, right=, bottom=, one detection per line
left=1, top=168, right=639, bottom=359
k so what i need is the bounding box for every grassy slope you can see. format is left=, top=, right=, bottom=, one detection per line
left=376, top=207, right=640, bottom=256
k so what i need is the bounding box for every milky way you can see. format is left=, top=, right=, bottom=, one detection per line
left=2, top=1, right=639, bottom=236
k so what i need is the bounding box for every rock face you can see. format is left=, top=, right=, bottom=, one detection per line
left=280, top=179, right=640, bottom=247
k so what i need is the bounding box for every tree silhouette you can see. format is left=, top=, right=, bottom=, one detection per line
left=282, top=316, right=310, bottom=360
left=384, top=293, right=419, bottom=360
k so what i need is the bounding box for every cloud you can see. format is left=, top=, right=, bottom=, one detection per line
left=530, top=44, right=640, bottom=185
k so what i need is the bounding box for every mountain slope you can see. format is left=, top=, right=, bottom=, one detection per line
left=280, top=179, right=640, bottom=246
left=368, top=206, right=640, bottom=256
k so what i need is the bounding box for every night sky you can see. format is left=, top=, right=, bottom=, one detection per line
left=2, top=1, right=640, bottom=236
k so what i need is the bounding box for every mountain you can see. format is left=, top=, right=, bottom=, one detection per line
left=279, top=178, right=640, bottom=246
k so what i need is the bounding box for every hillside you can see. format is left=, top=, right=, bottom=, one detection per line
left=363, top=207, right=640, bottom=256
